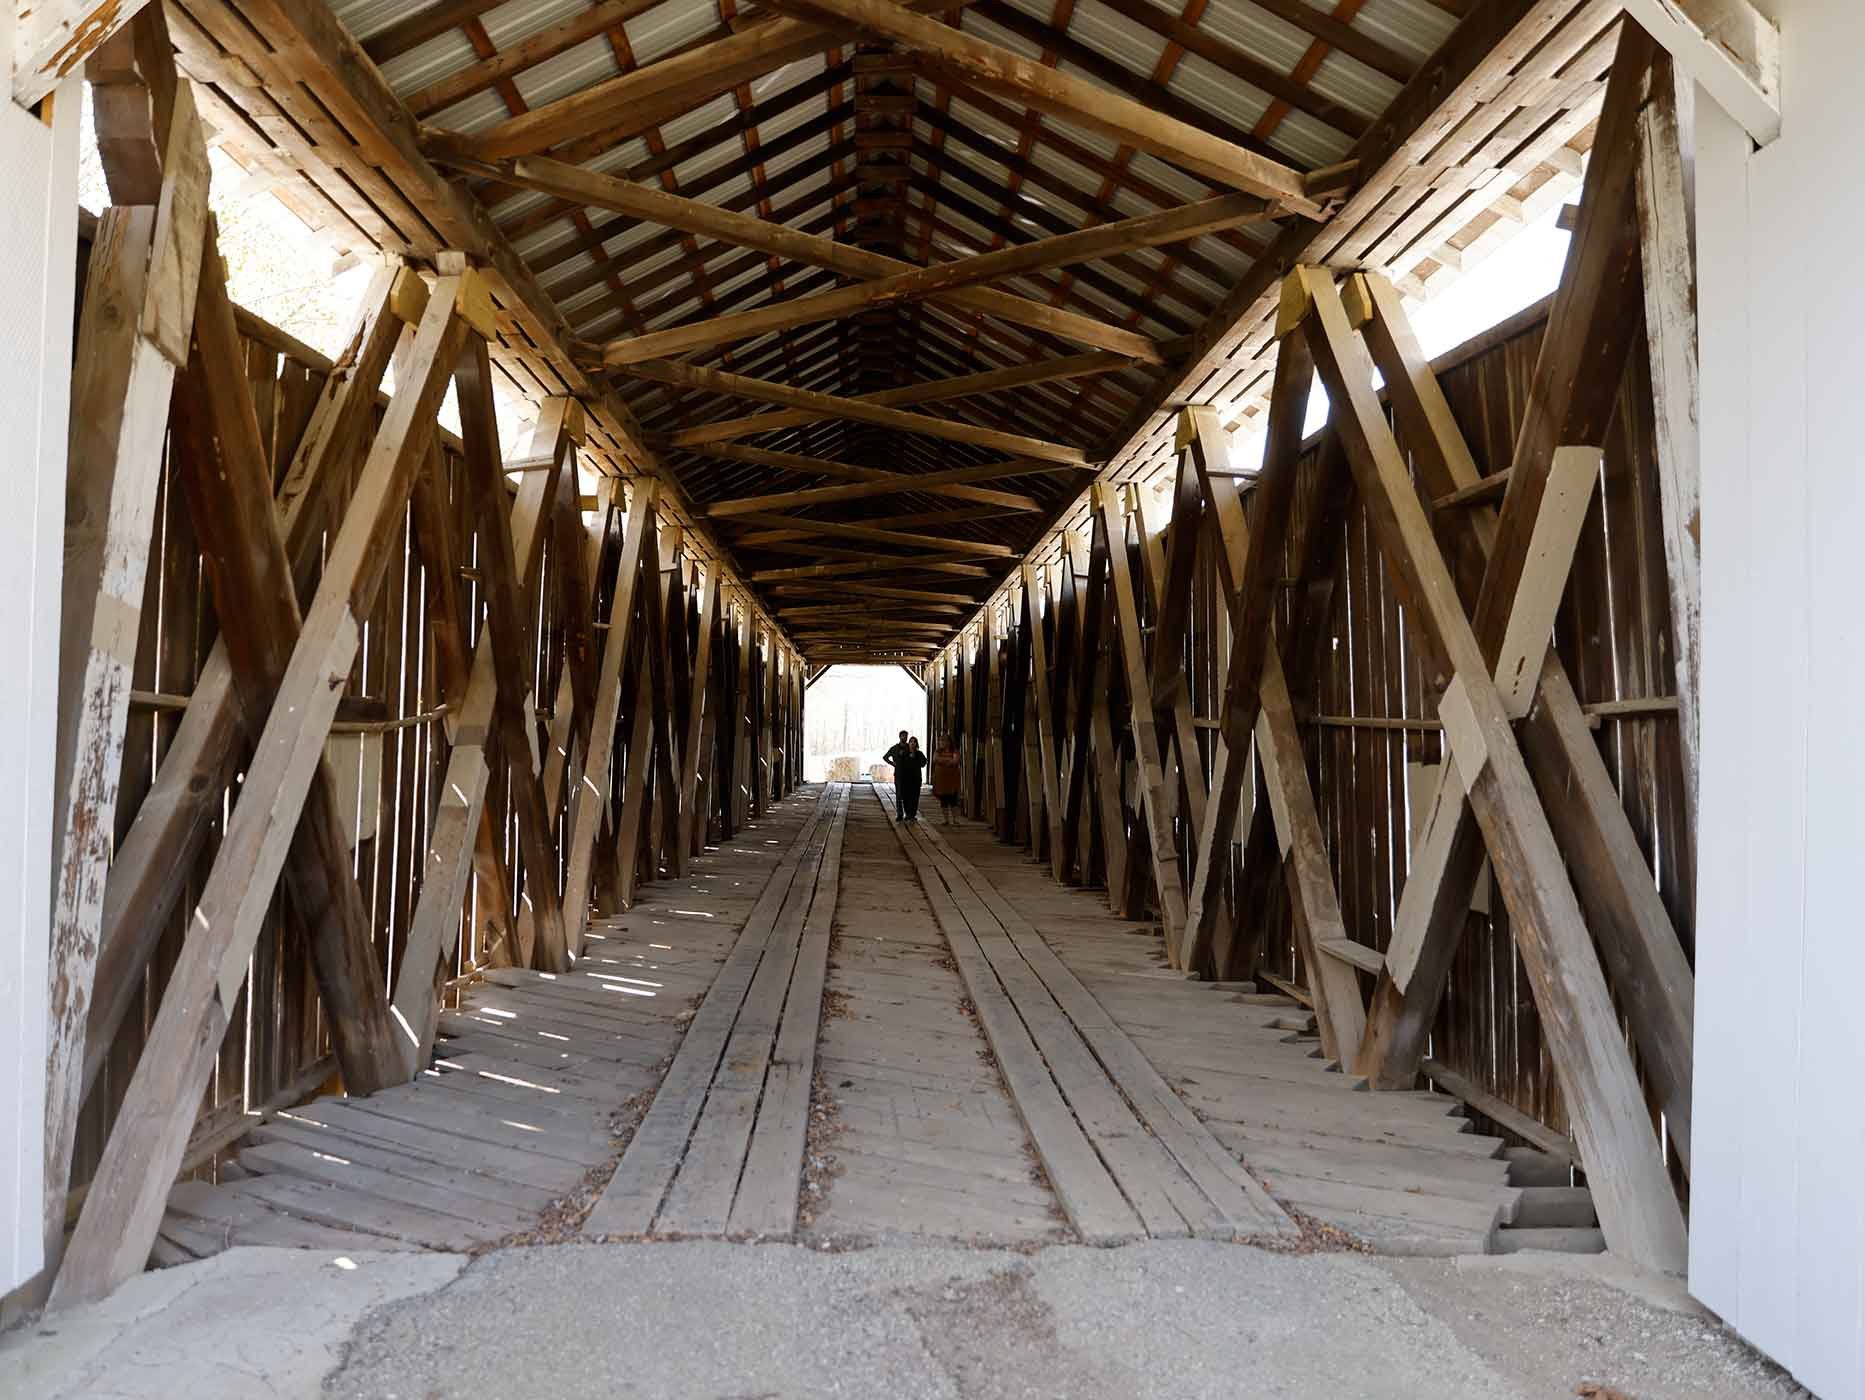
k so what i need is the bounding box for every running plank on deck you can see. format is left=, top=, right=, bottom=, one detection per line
left=938, top=820, right=1523, bottom=1255
left=883, top=789, right=1295, bottom=1243
left=806, top=790, right=1066, bottom=1244
left=583, top=785, right=849, bottom=1236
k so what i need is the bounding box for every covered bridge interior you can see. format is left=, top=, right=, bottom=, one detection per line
left=6, top=0, right=1820, bottom=1391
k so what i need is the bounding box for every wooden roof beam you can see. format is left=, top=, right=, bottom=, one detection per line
left=670, top=351, right=1138, bottom=447
left=728, top=512, right=1018, bottom=557
left=190, top=0, right=797, bottom=649
left=598, top=192, right=1274, bottom=366
left=775, top=581, right=988, bottom=605
left=753, top=556, right=991, bottom=582
left=706, top=459, right=1059, bottom=516
left=758, top=0, right=1327, bottom=214
left=627, top=359, right=1093, bottom=464
left=431, top=0, right=979, bottom=161
left=445, top=152, right=1167, bottom=363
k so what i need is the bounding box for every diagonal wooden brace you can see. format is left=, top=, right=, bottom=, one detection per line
left=1296, top=263, right=1687, bottom=1277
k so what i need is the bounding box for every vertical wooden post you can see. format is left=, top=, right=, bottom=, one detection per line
left=1637, top=49, right=1701, bottom=843
left=562, top=478, right=657, bottom=956
left=677, top=565, right=720, bottom=857
left=733, top=603, right=754, bottom=827
left=1022, top=561, right=1067, bottom=871
left=40, top=30, right=210, bottom=1280
left=1095, top=481, right=1188, bottom=953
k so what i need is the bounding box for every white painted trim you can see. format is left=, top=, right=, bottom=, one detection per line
left=0, top=80, right=78, bottom=1296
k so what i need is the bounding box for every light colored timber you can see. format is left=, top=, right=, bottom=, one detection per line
left=1636, top=50, right=1702, bottom=840
left=876, top=788, right=1143, bottom=1242
left=80, top=263, right=415, bottom=1107
left=584, top=788, right=839, bottom=1235
left=1350, top=39, right=1695, bottom=1172
left=42, top=63, right=210, bottom=1289
left=598, top=193, right=1272, bottom=364
left=14, top=0, right=165, bottom=107
left=1617, top=0, right=1778, bottom=145
left=627, top=359, right=1091, bottom=465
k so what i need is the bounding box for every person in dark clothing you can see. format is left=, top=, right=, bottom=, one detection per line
left=893, top=737, right=928, bottom=821
left=883, top=730, right=911, bottom=775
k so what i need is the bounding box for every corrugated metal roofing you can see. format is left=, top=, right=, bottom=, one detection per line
left=279, top=0, right=1601, bottom=647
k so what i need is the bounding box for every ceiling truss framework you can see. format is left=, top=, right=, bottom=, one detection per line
left=119, top=0, right=1685, bottom=665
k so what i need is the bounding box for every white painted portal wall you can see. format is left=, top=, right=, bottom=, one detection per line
left=0, top=71, right=79, bottom=1292
left=1693, top=3, right=1864, bottom=1395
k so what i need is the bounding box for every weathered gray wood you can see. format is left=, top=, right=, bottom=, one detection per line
left=41, top=81, right=211, bottom=1283
left=1180, top=334, right=1313, bottom=973
left=169, top=224, right=402, bottom=1095
left=877, top=786, right=1143, bottom=1243
left=650, top=786, right=842, bottom=1232
left=1297, top=264, right=1687, bottom=1277
left=909, top=820, right=1295, bottom=1239
left=730, top=787, right=850, bottom=1235
left=83, top=263, right=413, bottom=1102
left=1636, top=50, right=1701, bottom=841
left=583, top=788, right=836, bottom=1235
left=454, top=336, right=571, bottom=970
left=1094, top=483, right=1188, bottom=955
left=53, top=276, right=472, bottom=1309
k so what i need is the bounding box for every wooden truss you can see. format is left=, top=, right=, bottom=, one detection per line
left=37, top=10, right=806, bottom=1307
left=925, top=21, right=1697, bottom=1276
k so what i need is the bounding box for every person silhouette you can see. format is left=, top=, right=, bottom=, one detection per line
left=893, top=736, right=928, bottom=822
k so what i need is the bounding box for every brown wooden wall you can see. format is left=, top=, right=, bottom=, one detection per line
left=65, top=237, right=781, bottom=1198
left=930, top=297, right=1692, bottom=1146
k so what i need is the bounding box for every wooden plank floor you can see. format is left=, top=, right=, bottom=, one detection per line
left=147, top=782, right=1524, bottom=1265
left=805, top=788, right=1067, bottom=1245
left=585, top=784, right=850, bottom=1237
left=150, top=788, right=827, bottom=1263
left=878, top=788, right=1296, bottom=1244
left=934, top=818, right=1526, bottom=1256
